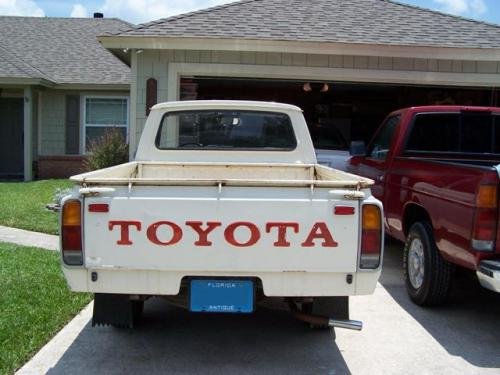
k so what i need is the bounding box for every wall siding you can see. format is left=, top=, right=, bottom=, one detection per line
left=40, top=89, right=129, bottom=156
left=40, top=90, right=66, bottom=155
left=135, top=49, right=500, bottom=142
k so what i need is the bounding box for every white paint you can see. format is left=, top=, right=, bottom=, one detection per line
left=136, top=101, right=315, bottom=164
left=63, top=101, right=382, bottom=297
left=99, top=36, right=500, bottom=61
left=23, top=86, right=32, bottom=181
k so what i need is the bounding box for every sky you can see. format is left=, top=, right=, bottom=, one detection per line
left=0, top=0, right=499, bottom=26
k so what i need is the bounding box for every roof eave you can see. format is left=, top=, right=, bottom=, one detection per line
left=54, top=83, right=130, bottom=91
left=0, top=77, right=55, bottom=87
left=98, top=35, right=500, bottom=62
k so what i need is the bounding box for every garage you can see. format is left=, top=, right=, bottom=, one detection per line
left=100, top=0, right=500, bottom=159
left=180, top=77, right=499, bottom=146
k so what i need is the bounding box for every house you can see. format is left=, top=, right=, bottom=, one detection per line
left=99, top=0, right=500, bottom=158
left=0, top=15, right=131, bottom=180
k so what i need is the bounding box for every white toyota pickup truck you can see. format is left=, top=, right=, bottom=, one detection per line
left=60, top=100, right=383, bottom=333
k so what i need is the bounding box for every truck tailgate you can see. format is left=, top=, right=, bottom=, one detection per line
left=83, top=186, right=359, bottom=273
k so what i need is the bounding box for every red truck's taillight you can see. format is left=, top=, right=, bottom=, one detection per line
left=62, top=200, right=83, bottom=265
left=360, top=204, right=382, bottom=269
left=472, top=185, right=498, bottom=252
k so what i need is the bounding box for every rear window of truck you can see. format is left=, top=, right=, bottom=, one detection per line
left=155, top=110, right=297, bottom=151
left=405, top=113, right=500, bottom=154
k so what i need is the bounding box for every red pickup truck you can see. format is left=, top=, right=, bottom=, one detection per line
left=348, top=105, right=500, bottom=306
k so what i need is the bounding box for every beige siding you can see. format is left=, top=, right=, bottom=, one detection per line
left=40, top=90, right=66, bottom=155
left=39, top=89, right=129, bottom=156
left=134, top=49, right=500, bottom=142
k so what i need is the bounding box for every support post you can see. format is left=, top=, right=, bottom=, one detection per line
left=23, top=86, right=33, bottom=181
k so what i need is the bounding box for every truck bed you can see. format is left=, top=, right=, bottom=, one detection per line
left=71, top=161, right=373, bottom=189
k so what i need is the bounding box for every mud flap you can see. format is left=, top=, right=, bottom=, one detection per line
left=92, top=293, right=134, bottom=328
left=311, top=297, right=349, bottom=320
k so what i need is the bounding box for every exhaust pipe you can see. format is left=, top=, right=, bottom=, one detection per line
left=291, top=309, right=363, bottom=331
left=328, top=319, right=363, bottom=331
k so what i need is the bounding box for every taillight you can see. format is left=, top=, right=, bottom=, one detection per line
left=472, top=185, right=497, bottom=251
left=62, top=199, right=83, bottom=265
left=360, top=204, right=382, bottom=269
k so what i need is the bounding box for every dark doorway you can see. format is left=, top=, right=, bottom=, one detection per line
left=180, top=77, right=498, bottom=146
left=0, top=98, right=24, bottom=178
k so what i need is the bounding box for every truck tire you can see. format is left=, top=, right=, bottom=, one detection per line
left=404, top=222, right=452, bottom=306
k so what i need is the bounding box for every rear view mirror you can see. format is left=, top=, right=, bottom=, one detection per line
left=349, top=141, right=366, bottom=156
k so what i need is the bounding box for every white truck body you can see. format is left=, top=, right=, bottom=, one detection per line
left=61, top=101, right=382, bottom=320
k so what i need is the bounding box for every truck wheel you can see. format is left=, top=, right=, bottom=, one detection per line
left=404, top=222, right=452, bottom=306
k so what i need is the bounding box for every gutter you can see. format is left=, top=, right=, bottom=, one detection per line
left=97, top=35, right=500, bottom=62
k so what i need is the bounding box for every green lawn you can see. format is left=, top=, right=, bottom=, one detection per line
left=0, top=243, right=91, bottom=375
left=0, top=179, right=73, bottom=234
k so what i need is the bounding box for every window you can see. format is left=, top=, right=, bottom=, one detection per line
left=366, top=115, right=400, bottom=160
left=156, top=110, right=297, bottom=150
left=84, top=97, right=128, bottom=152
left=310, top=125, right=348, bottom=150
left=406, top=113, right=460, bottom=153
left=405, top=113, right=500, bottom=154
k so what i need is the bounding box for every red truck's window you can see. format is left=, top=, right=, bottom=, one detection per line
left=155, top=110, right=297, bottom=151
left=406, top=113, right=500, bottom=154
left=406, top=114, right=460, bottom=152
left=367, top=115, right=400, bottom=160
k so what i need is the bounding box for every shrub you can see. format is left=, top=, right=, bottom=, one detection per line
left=84, top=128, right=129, bottom=171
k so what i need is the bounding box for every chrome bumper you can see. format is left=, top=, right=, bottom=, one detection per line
left=477, top=260, right=500, bottom=293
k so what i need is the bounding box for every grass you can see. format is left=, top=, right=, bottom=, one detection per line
left=0, top=243, right=91, bottom=375
left=0, top=179, right=73, bottom=234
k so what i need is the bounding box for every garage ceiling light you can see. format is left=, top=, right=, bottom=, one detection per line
left=303, top=82, right=329, bottom=93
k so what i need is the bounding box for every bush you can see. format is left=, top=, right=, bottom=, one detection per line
left=84, top=128, right=129, bottom=171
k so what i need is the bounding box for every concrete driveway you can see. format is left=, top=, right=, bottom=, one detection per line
left=18, top=240, right=500, bottom=375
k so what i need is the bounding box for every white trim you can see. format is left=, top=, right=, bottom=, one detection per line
left=99, top=36, right=500, bottom=62
left=167, top=63, right=500, bottom=103
left=37, top=91, right=42, bottom=157
left=23, top=87, right=33, bottom=181
left=81, top=95, right=130, bottom=153
left=53, top=83, right=130, bottom=91
left=129, top=49, right=138, bottom=160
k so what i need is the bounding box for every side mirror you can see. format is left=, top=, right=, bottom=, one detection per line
left=349, top=141, right=366, bottom=156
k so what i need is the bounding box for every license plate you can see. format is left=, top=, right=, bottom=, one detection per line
left=190, top=279, right=254, bottom=313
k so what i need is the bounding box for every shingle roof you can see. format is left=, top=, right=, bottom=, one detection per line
left=114, top=0, right=500, bottom=49
left=0, top=16, right=131, bottom=85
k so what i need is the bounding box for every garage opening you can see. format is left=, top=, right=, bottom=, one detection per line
left=180, top=77, right=499, bottom=148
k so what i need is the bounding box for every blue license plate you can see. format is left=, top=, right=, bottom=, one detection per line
left=190, top=279, right=254, bottom=313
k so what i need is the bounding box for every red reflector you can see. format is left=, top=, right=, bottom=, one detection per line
left=62, top=225, right=82, bottom=251
left=361, top=229, right=381, bottom=254
left=334, top=206, right=355, bottom=215
left=89, top=203, right=109, bottom=213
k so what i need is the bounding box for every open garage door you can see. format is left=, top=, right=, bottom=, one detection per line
left=180, top=77, right=499, bottom=146
left=0, top=98, right=23, bottom=178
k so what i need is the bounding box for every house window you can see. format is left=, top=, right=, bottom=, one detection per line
left=84, top=97, right=128, bottom=151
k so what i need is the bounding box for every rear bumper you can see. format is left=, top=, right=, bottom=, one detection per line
left=62, top=268, right=381, bottom=297
left=477, top=260, right=500, bottom=293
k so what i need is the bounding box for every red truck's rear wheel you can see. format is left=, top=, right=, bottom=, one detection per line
left=404, top=222, right=452, bottom=306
